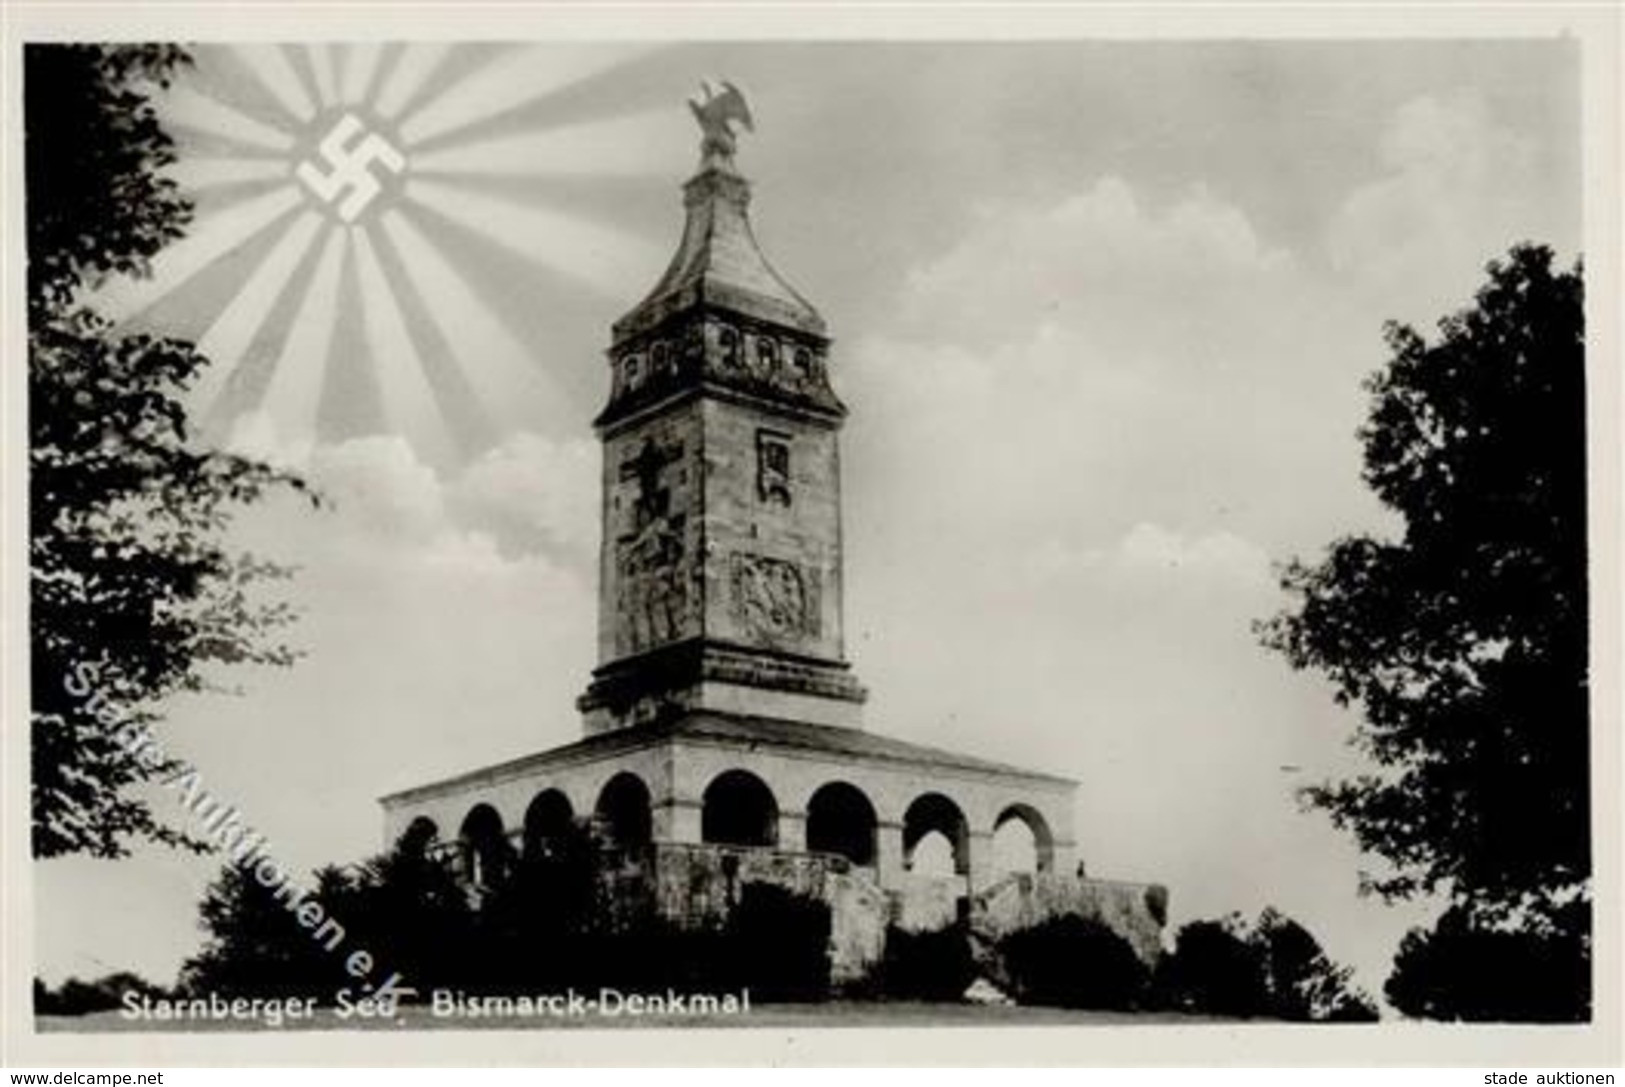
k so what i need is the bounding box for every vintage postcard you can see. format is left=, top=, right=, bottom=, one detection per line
left=2, top=2, right=1620, bottom=1070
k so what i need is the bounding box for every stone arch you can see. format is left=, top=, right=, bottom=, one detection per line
left=595, top=772, right=652, bottom=850
left=702, top=769, right=779, bottom=848
left=522, top=788, right=575, bottom=862
left=903, top=792, right=969, bottom=875
left=458, top=803, right=511, bottom=889
left=806, top=781, right=877, bottom=866
left=993, top=803, right=1056, bottom=873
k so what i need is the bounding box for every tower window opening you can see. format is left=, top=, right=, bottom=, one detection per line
left=756, top=336, right=779, bottom=371
left=756, top=430, right=792, bottom=506
left=718, top=326, right=740, bottom=368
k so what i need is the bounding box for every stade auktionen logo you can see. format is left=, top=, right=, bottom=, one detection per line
left=94, top=44, right=685, bottom=466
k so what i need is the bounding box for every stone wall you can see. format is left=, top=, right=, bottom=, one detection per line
left=638, top=842, right=887, bottom=984
left=893, top=873, right=962, bottom=934
left=969, top=872, right=1169, bottom=968
left=700, top=396, right=846, bottom=664
left=596, top=844, right=1166, bottom=989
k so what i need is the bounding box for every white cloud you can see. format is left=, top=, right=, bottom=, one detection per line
left=839, top=173, right=1412, bottom=996
left=897, top=176, right=1297, bottom=360
left=1326, top=92, right=1571, bottom=322
left=309, top=434, right=447, bottom=542
left=34, top=431, right=601, bottom=986
left=451, top=431, right=599, bottom=561
left=843, top=175, right=1375, bottom=569
left=217, top=422, right=600, bottom=573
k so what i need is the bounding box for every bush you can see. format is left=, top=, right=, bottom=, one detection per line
left=572, top=883, right=832, bottom=1001
left=877, top=923, right=977, bottom=1001
left=1000, top=916, right=1150, bottom=1010
left=1154, top=909, right=1379, bottom=1021
left=1386, top=900, right=1588, bottom=1022
left=725, top=882, right=832, bottom=1002
left=178, top=823, right=840, bottom=1004
left=35, top=971, right=170, bottom=1016
left=1156, top=917, right=1270, bottom=1017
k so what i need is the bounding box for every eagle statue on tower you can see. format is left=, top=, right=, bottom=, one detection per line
left=689, top=80, right=754, bottom=164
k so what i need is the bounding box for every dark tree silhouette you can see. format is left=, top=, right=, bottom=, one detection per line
left=1258, top=244, right=1587, bottom=1019
left=1157, top=915, right=1270, bottom=1018
left=1157, top=910, right=1377, bottom=1021
left=1250, top=909, right=1379, bottom=1022
left=1386, top=899, right=1590, bottom=1022
left=179, top=826, right=836, bottom=1002
left=181, top=863, right=357, bottom=1001
left=27, top=44, right=311, bottom=857
left=999, top=915, right=1151, bottom=1011
left=25, top=45, right=192, bottom=313
left=876, top=923, right=978, bottom=1002
left=34, top=971, right=173, bottom=1016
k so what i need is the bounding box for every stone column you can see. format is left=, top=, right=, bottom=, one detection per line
left=1050, top=839, right=1079, bottom=880
left=654, top=797, right=703, bottom=843
left=966, top=830, right=996, bottom=894
left=779, top=809, right=808, bottom=853
left=875, top=820, right=905, bottom=890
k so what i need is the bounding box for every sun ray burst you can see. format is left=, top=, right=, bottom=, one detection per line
left=257, top=228, right=349, bottom=450
left=315, top=236, right=387, bottom=443
left=161, top=84, right=295, bottom=153
left=379, top=208, right=570, bottom=433
left=365, top=222, right=495, bottom=455
left=127, top=42, right=698, bottom=465
left=95, top=186, right=305, bottom=322
left=305, top=43, right=340, bottom=108
left=230, top=44, right=317, bottom=124
left=374, top=43, right=455, bottom=120
left=352, top=227, right=459, bottom=464
left=188, top=211, right=327, bottom=420
left=339, top=42, right=386, bottom=105
left=164, top=156, right=291, bottom=193
left=404, top=177, right=659, bottom=298
left=395, top=43, right=651, bottom=149
left=407, top=109, right=687, bottom=179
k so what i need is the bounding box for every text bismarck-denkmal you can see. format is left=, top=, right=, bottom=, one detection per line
left=117, top=987, right=752, bottom=1026
left=429, top=988, right=751, bottom=1019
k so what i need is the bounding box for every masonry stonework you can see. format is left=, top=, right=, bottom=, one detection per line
left=380, top=91, right=1168, bottom=995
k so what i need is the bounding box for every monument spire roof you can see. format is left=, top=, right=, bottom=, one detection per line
left=613, top=83, right=825, bottom=343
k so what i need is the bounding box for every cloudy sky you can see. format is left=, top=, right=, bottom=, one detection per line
left=35, top=39, right=1580, bottom=1003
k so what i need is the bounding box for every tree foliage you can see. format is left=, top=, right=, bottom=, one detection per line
left=25, top=44, right=194, bottom=313
left=1156, top=909, right=1378, bottom=1021
left=34, top=971, right=174, bottom=1016
left=1385, top=899, right=1590, bottom=1022
left=999, top=915, right=1151, bottom=1011
left=1257, top=243, right=1588, bottom=1017
left=181, top=863, right=354, bottom=1001
left=875, top=923, right=978, bottom=1002
left=181, top=827, right=835, bottom=1002
left=27, top=45, right=312, bottom=858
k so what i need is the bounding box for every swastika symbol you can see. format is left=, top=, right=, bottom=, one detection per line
left=295, top=114, right=406, bottom=223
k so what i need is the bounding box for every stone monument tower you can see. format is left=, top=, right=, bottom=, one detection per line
left=381, top=84, right=1166, bottom=977
left=579, top=81, right=865, bottom=736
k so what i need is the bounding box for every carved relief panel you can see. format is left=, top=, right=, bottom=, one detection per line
left=612, top=434, right=694, bottom=656
left=730, top=552, right=821, bottom=646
